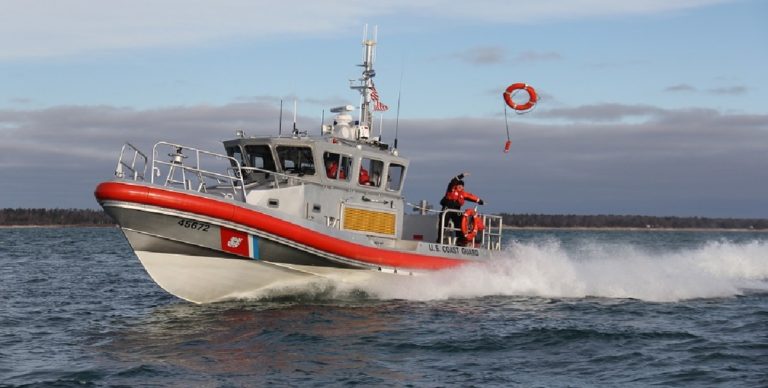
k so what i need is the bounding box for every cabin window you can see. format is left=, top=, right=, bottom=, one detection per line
left=323, top=152, right=351, bottom=181
left=276, top=146, right=315, bottom=175
left=226, top=146, right=252, bottom=182
left=359, top=158, right=384, bottom=187
left=386, top=164, right=405, bottom=191
left=244, top=145, right=277, bottom=172
left=225, top=146, right=245, bottom=168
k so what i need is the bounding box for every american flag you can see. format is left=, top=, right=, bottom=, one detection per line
left=371, top=84, right=389, bottom=111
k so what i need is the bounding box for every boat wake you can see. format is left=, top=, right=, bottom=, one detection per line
left=353, top=237, right=768, bottom=302
left=241, top=237, right=768, bottom=303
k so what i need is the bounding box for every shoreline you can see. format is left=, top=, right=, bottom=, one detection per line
left=1, top=224, right=765, bottom=232
left=502, top=226, right=768, bottom=233
left=0, top=224, right=116, bottom=229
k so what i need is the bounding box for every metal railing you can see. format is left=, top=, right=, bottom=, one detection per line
left=114, top=142, right=148, bottom=181
left=237, top=165, right=313, bottom=189
left=439, top=208, right=503, bottom=251
left=113, top=141, right=319, bottom=202
left=481, top=212, right=504, bottom=251
left=150, top=142, right=246, bottom=199
left=113, top=141, right=247, bottom=201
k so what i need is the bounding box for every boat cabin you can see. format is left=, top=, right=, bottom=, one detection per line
left=222, top=136, right=407, bottom=194
left=221, top=133, right=410, bottom=246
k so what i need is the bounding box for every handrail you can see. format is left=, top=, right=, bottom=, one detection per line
left=111, top=141, right=319, bottom=202
left=481, top=213, right=504, bottom=251
left=439, top=208, right=503, bottom=250
left=150, top=142, right=246, bottom=200
left=115, top=142, right=148, bottom=181
left=237, top=165, right=314, bottom=189
left=406, top=201, right=441, bottom=214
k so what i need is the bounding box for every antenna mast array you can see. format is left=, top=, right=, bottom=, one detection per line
left=350, top=25, right=377, bottom=132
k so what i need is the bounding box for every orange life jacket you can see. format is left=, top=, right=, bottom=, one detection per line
left=442, top=188, right=479, bottom=209
left=359, top=168, right=369, bottom=185
left=326, top=162, right=346, bottom=179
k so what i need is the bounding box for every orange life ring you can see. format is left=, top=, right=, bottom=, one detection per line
left=503, top=83, right=538, bottom=111
left=461, top=208, right=483, bottom=241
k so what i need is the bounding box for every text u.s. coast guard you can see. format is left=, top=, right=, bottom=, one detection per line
left=427, top=243, right=479, bottom=256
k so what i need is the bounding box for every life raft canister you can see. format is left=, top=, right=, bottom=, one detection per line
left=461, top=208, right=484, bottom=241
left=503, top=83, right=538, bottom=111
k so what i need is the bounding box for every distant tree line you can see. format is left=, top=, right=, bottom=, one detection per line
left=1, top=208, right=766, bottom=230
left=0, top=208, right=114, bottom=226
left=499, top=213, right=768, bottom=230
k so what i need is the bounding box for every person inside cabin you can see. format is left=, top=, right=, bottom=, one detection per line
left=326, top=160, right=346, bottom=179
left=359, top=167, right=370, bottom=185
left=437, top=172, right=485, bottom=246
left=325, top=153, right=346, bottom=180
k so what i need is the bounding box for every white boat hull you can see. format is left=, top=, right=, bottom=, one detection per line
left=135, top=250, right=386, bottom=303
left=136, top=251, right=310, bottom=303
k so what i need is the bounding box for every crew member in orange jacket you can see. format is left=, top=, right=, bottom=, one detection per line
left=326, top=160, right=346, bottom=179
left=437, top=172, right=484, bottom=245
left=358, top=167, right=370, bottom=185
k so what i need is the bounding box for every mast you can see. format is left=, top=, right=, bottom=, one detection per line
left=350, top=27, right=376, bottom=132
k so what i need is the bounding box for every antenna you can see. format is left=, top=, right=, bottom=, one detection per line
left=373, top=26, right=378, bottom=63
left=292, top=99, right=298, bottom=136
left=279, top=99, right=283, bottom=136
left=320, top=109, right=325, bottom=136
left=350, top=25, right=377, bottom=134
left=378, top=114, right=384, bottom=141
left=394, top=71, right=403, bottom=150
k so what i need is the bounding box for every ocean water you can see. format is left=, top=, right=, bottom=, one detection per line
left=1, top=227, right=767, bottom=387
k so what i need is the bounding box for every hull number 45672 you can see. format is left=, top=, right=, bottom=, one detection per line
left=178, top=218, right=210, bottom=232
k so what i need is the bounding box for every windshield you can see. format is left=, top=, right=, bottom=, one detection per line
left=276, top=146, right=315, bottom=175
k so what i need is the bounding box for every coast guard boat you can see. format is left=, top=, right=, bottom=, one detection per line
left=94, top=37, right=504, bottom=303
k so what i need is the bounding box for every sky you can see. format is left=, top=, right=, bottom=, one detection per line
left=1, top=0, right=766, bottom=218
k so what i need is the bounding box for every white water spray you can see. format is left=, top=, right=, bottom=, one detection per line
left=343, top=238, right=768, bottom=302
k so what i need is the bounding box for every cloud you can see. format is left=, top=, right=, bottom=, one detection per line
left=2, top=101, right=766, bottom=217
left=449, top=48, right=562, bottom=66
left=539, top=103, right=666, bottom=122
left=664, top=83, right=749, bottom=95
left=0, top=0, right=736, bottom=60
left=589, top=60, right=647, bottom=69
left=664, top=84, right=697, bottom=92
left=708, top=86, right=748, bottom=95
left=0, top=103, right=281, bottom=168
left=8, top=98, right=34, bottom=105
left=398, top=109, right=768, bottom=217
left=424, top=0, right=733, bottom=23
left=451, top=46, right=506, bottom=65
left=512, top=51, right=563, bottom=63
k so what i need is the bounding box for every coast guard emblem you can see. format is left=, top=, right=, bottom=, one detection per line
left=220, top=227, right=259, bottom=259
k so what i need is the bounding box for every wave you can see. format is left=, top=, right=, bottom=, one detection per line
left=348, top=238, right=768, bottom=302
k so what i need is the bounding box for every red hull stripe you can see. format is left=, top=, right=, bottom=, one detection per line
left=95, top=181, right=467, bottom=270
